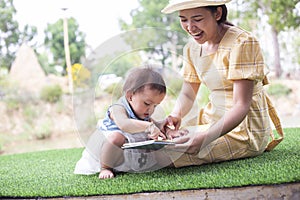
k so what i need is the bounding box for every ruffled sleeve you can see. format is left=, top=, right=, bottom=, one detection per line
left=227, top=32, right=267, bottom=81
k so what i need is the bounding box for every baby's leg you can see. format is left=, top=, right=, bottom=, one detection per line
left=99, top=132, right=126, bottom=179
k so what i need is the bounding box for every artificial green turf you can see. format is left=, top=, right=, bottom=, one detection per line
left=0, top=128, right=299, bottom=198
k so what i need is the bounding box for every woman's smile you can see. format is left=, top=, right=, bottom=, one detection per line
left=190, top=30, right=204, bottom=40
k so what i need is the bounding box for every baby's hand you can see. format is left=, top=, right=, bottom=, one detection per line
left=166, top=128, right=189, bottom=140
left=148, top=126, right=166, bottom=140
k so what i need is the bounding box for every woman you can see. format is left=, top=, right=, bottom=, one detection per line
left=161, top=0, right=284, bottom=168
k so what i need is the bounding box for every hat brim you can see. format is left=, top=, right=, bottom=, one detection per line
left=161, top=0, right=232, bottom=14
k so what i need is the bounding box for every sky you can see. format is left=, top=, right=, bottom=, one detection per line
left=13, top=0, right=139, bottom=55
left=12, top=0, right=300, bottom=72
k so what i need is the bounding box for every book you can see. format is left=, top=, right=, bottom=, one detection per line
left=122, top=140, right=175, bottom=150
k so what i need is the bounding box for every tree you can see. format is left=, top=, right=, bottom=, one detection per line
left=0, top=0, right=37, bottom=70
left=119, top=0, right=188, bottom=69
left=44, top=17, right=86, bottom=74
left=234, top=0, right=300, bottom=78
left=105, top=53, right=141, bottom=77
left=293, top=28, right=300, bottom=67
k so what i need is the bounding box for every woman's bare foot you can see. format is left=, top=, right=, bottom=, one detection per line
left=99, top=168, right=114, bottom=179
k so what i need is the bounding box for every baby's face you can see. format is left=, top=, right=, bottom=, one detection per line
left=128, top=86, right=165, bottom=120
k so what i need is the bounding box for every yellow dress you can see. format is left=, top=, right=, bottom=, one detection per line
left=171, top=26, right=284, bottom=167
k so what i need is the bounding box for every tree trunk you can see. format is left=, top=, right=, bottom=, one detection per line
left=63, top=17, right=73, bottom=94
left=271, top=27, right=282, bottom=78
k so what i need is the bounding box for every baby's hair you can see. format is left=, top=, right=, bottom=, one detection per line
left=123, top=66, right=166, bottom=94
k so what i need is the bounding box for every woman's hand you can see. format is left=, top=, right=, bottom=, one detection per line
left=166, top=128, right=189, bottom=140
left=165, top=115, right=182, bottom=130
left=155, top=116, right=181, bottom=134
left=170, top=131, right=206, bottom=154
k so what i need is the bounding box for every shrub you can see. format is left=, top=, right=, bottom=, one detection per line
left=40, top=84, right=63, bottom=103
left=267, top=83, right=292, bottom=97
left=0, top=142, right=3, bottom=154
left=71, top=63, right=91, bottom=88
left=5, top=97, right=20, bottom=111
left=23, top=105, right=38, bottom=124
left=34, top=120, right=53, bottom=140
left=198, top=84, right=210, bottom=107
left=104, top=82, right=122, bottom=100
left=166, top=78, right=183, bottom=98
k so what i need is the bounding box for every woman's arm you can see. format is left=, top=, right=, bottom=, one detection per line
left=168, top=81, right=200, bottom=129
left=172, top=79, right=254, bottom=154
left=110, top=105, right=166, bottom=139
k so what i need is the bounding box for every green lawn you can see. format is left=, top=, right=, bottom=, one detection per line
left=0, top=128, right=299, bottom=198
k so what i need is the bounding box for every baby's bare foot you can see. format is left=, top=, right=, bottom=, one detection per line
left=99, top=168, right=114, bottom=179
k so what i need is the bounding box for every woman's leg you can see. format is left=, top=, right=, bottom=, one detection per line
left=169, top=130, right=266, bottom=168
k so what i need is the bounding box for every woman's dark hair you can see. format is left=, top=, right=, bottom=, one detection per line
left=205, top=5, right=234, bottom=26
left=123, top=66, right=166, bottom=94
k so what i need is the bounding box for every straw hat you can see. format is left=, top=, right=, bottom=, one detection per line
left=161, top=0, right=232, bottom=14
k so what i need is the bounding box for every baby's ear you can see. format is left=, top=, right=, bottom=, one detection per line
left=125, top=91, right=133, bottom=101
